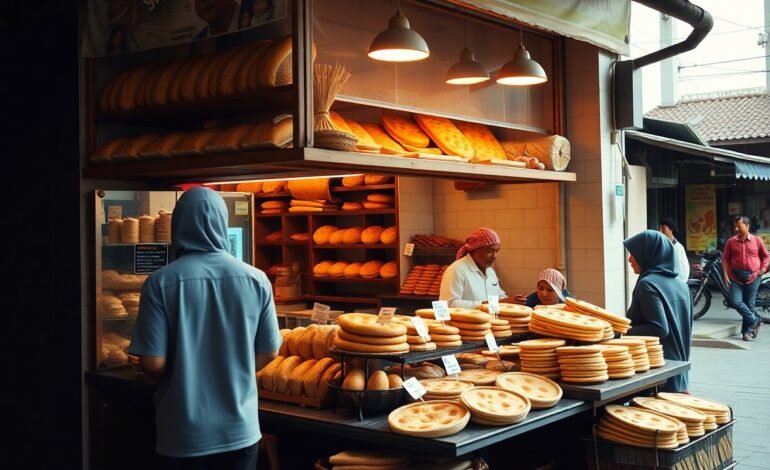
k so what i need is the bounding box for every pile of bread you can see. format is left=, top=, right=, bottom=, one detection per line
left=415, top=307, right=513, bottom=341
left=98, top=35, right=311, bottom=113
left=102, top=270, right=148, bottom=290
left=257, top=324, right=341, bottom=400
left=328, top=110, right=561, bottom=170
left=102, top=332, right=131, bottom=366
left=338, top=367, right=403, bottom=392
left=411, top=233, right=464, bottom=248
left=107, top=209, right=171, bottom=244
left=313, top=260, right=398, bottom=280
left=400, top=264, right=447, bottom=296
left=313, top=225, right=397, bottom=245
left=101, top=290, right=140, bottom=319
left=321, top=449, right=478, bottom=470
left=91, top=114, right=292, bottom=163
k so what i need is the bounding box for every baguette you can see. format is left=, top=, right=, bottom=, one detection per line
left=181, top=54, right=216, bottom=101
left=302, top=357, right=336, bottom=398
left=218, top=43, right=259, bottom=96
left=287, top=359, right=316, bottom=396
left=204, top=123, right=254, bottom=154
left=238, top=40, right=272, bottom=93
left=317, top=363, right=342, bottom=399
left=170, top=127, right=222, bottom=157
left=117, top=64, right=155, bottom=111
left=167, top=58, right=195, bottom=104
left=139, top=131, right=189, bottom=159
left=91, top=137, right=128, bottom=163
left=257, top=355, right=286, bottom=391
left=273, top=356, right=303, bottom=394
left=151, top=60, right=185, bottom=106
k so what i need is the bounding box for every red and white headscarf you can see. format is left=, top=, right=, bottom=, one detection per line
left=456, top=227, right=501, bottom=260
left=538, top=268, right=567, bottom=292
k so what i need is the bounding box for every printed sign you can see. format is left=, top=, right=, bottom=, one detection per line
left=685, top=185, right=717, bottom=252
left=487, top=295, right=500, bottom=315
left=234, top=201, right=249, bottom=216
left=402, top=377, right=427, bottom=400
left=484, top=332, right=499, bottom=353
left=410, top=316, right=430, bottom=339
left=403, top=243, right=415, bottom=256
left=441, top=355, right=462, bottom=376
left=431, top=300, right=451, bottom=321
left=134, top=243, right=169, bottom=274
left=377, top=307, right=397, bottom=323
left=311, top=302, right=331, bottom=325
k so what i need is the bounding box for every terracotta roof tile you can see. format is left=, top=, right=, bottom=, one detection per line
left=645, top=93, right=770, bottom=143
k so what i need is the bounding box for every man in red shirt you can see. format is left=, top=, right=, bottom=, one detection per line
left=722, top=216, right=768, bottom=341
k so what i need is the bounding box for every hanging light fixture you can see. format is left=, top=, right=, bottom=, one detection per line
left=446, top=23, right=489, bottom=85
left=497, top=27, right=547, bottom=86
left=368, top=4, right=429, bottom=62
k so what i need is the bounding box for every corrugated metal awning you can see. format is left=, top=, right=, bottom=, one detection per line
left=625, top=130, right=770, bottom=181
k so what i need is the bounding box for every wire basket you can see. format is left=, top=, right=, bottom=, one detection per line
left=328, top=379, right=406, bottom=417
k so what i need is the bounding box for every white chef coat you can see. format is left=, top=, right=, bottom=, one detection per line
left=439, top=254, right=507, bottom=308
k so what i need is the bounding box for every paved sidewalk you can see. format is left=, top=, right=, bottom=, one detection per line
left=688, top=293, right=770, bottom=469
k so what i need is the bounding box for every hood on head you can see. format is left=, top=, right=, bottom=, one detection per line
left=171, top=186, right=229, bottom=259
left=623, top=229, right=677, bottom=278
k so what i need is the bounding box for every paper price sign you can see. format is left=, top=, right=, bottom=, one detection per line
left=487, top=295, right=500, bottom=315
left=431, top=300, right=451, bottom=321
left=410, top=316, right=430, bottom=339
left=311, top=302, right=331, bottom=324
left=403, top=243, right=415, bottom=256
left=402, top=377, right=427, bottom=400
left=441, top=355, right=462, bottom=376
left=377, top=307, right=397, bottom=323
left=484, top=332, right=499, bottom=353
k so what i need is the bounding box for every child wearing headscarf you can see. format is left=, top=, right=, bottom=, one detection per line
left=624, top=229, right=692, bottom=393
left=439, top=227, right=507, bottom=308
left=514, top=268, right=571, bottom=307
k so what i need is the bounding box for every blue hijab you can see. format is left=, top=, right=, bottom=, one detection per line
left=623, top=229, right=678, bottom=279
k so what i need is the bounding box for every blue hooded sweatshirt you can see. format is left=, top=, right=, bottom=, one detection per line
left=624, top=230, right=692, bottom=392
left=129, top=186, right=282, bottom=457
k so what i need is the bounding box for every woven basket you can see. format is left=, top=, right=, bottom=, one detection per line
left=315, top=129, right=358, bottom=151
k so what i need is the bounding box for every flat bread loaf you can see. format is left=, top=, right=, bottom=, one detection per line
left=381, top=111, right=431, bottom=148
left=454, top=121, right=505, bottom=162
left=344, top=119, right=381, bottom=152
left=360, top=122, right=406, bottom=154
left=414, top=114, right=475, bottom=158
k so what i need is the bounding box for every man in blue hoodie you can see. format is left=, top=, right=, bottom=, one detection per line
left=129, top=186, right=282, bottom=469
left=624, top=230, right=692, bottom=393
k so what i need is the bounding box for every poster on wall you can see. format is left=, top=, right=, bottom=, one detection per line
left=81, top=0, right=287, bottom=57
left=685, top=185, right=717, bottom=252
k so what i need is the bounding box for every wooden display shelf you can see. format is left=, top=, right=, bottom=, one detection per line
left=312, top=244, right=397, bottom=249
left=94, top=85, right=294, bottom=126
left=312, top=277, right=398, bottom=284
left=331, top=184, right=395, bottom=192
left=253, top=191, right=291, bottom=198
left=83, top=148, right=577, bottom=185
left=255, top=389, right=331, bottom=409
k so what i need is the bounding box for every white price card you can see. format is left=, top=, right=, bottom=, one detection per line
left=487, top=295, right=500, bottom=315
left=402, top=377, right=427, bottom=400
left=410, top=316, right=430, bottom=339
left=403, top=243, right=415, bottom=256
left=432, top=300, right=451, bottom=321
left=441, top=355, right=462, bottom=376
left=484, top=332, right=500, bottom=353
left=377, top=307, right=397, bottom=323
left=311, top=302, right=331, bottom=324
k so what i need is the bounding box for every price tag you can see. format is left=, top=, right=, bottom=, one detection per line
left=410, top=316, right=430, bottom=339
left=311, top=302, right=331, bottom=324
left=431, top=300, right=451, bottom=321
left=487, top=295, right=500, bottom=316
left=377, top=307, right=397, bottom=323
left=403, top=243, right=415, bottom=256
left=402, top=377, right=427, bottom=401
left=484, top=332, right=499, bottom=353
left=441, top=355, right=462, bottom=376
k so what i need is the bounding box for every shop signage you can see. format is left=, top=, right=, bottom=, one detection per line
left=487, top=295, right=499, bottom=316
left=484, top=332, right=499, bottom=353
left=403, top=243, right=415, bottom=256
left=441, top=355, right=461, bottom=376
left=410, top=316, right=429, bottom=339
left=402, top=377, right=427, bottom=401
left=432, top=300, right=450, bottom=321
left=727, top=203, right=742, bottom=215
left=311, top=302, right=331, bottom=325
left=685, top=185, right=717, bottom=252
left=376, top=307, right=396, bottom=323
left=134, top=243, right=169, bottom=274
left=82, top=0, right=287, bottom=57
left=234, top=201, right=249, bottom=216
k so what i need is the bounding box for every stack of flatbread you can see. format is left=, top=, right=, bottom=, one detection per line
left=333, top=313, right=409, bottom=355
left=518, top=338, right=565, bottom=380
left=460, top=386, right=531, bottom=426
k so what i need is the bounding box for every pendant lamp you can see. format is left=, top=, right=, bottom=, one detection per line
left=446, top=47, right=489, bottom=85
left=368, top=8, right=430, bottom=62
left=497, top=28, right=547, bottom=86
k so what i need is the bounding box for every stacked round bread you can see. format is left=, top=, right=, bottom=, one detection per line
left=327, top=450, right=411, bottom=469
left=259, top=324, right=341, bottom=399
left=555, top=345, right=609, bottom=384
left=622, top=335, right=666, bottom=368
left=481, top=344, right=520, bottom=360
left=603, top=338, right=650, bottom=372
left=118, top=291, right=141, bottom=317
left=333, top=313, right=409, bottom=354
left=388, top=400, right=470, bottom=438
left=565, top=297, right=631, bottom=334
left=597, top=404, right=685, bottom=449
left=599, top=345, right=637, bottom=379
left=460, top=386, right=531, bottom=426
left=489, top=318, right=513, bottom=339
left=102, top=332, right=131, bottom=366
left=120, top=217, right=139, bottom=244
left=457, top=369, right=503, bottom=386
left=102, top=294, right=128, bottom=318
left=529, top=308, right=611, bottom=342
left=631, top=396, right=708, bottom=437
left=418, top=378, right=475, bottom=401
left=108, top=218, right=123, bottom=244
left=445, top=309, right=494, bottom=342
left=657, top=392, right=731, bottom=426
left=479, top=303, right=532, bottom=334
left=391, top=315, right=436, bottom=352
left=138, top=215, right=155, bottom=242
left=518, top=338, right=566, bottom=380
left=400, top=264, right=447, bottom=296
left=496, top=372, right=562, bottom=409
left=155, top=210, right=172, bottom=242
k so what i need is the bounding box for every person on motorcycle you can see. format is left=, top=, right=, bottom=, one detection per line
left=624, top=230, right=692, bottom=393
left=722, top=215, right=767, bottom=341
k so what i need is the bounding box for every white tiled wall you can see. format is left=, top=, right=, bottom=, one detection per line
left=397, top=176, right=434, bottom=281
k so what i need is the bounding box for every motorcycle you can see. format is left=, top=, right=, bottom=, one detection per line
left=688, top=249, right=770, bottom=323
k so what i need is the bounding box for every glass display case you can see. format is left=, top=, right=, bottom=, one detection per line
left=94, top=189, right=254, bottom=370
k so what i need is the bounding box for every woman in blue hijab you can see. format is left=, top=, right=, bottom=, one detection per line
left=624, top=229, right=692, bottom=392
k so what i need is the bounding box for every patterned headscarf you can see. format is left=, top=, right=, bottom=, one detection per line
left=538, top=268, right=566, bottom=292
left=456, top=227, right=501, bottom=260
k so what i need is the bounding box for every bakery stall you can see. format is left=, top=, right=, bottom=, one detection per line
left=79, top=1, right=719, bottom=469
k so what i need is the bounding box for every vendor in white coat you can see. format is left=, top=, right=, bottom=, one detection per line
left=659, top=217, right=690, bottom=283
left=439, top=227, right=507, bottom=308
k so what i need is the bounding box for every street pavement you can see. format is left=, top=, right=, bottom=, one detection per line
left=688, top=293, right=770, bottom=469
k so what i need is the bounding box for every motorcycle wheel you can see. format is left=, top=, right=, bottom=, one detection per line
left=690, top=285, right=712, bottom=320
left=755, top=285, right=770, bottom=324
